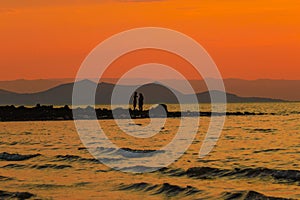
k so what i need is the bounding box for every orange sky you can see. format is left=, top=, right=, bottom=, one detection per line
left=0, top=0, right=299, bottom=80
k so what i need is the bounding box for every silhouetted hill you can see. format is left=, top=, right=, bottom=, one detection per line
left=0, top=89, right=17, bottom=95
left=162, top=78, right=300, bottom=101
left=1, top=78, right=299, bottom=101
left=221, top=79, right=300, bottom=101
left=0, top=80, right=286, bottom=105
left=0, top=79, right=71, bottom=93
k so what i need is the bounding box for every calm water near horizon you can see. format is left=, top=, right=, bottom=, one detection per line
left=0, top=102, right=299, bottom=199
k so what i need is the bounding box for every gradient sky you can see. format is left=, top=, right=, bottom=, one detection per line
left=0, top=0, right=299, bottom=80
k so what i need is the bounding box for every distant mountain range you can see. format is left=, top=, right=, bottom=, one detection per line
left=0, top=78, right=299, bottom=101
left=0, top=80, right=286, bottom=105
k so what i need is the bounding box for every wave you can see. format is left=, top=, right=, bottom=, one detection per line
left=119, top=182, right=201, bottom=197
left=0, top=141, right=18, bottom=146
left=115, top=148, right=164, bottom=158
left=158, top=167, right=186, bottom=176
left=248, top=128, right=277, bottom=133
left=118, top=165, right=160, bottom=173
left=55, top=154, right=122, bottom=164
left=0, top=152, right=40, bottom=161
left=119, top=182, right=291, bottom=199
left=31, top=164, right=72, bottom=170
left=119, top=148, right=158, bottom=153
left=222, top=190, right=292, bottom=200
left=0, top=190, right=34, bottom=200
left=162, top=166, right=300, bottom=183
left=95, top=147, right=164, bottom=158
left=253, top=148, right=285, bottom=154
left=26, top=183, right=67, bottom=189
left=2, top=163, right=71, bottom=170
left=25, top=182, right=91, bottom=190
left=96, top=147, right=116, bottom=154
left=73, top=182, right=91, bottom=187
left=2, top=164, right=26, bottom=169
left=55, top=155, right=100, bottom=163
left=0, top=175, right=13, bottom=181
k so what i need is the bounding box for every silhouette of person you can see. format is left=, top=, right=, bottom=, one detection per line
left=133, top=92, right=138, bottom=110
left=138, top=93, right=144, bottom=111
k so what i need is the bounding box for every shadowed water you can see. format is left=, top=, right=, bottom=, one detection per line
left=0, top=103, right=299, bottom=199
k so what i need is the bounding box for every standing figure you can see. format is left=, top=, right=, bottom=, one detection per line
left=133, top=92, right=138, bottom=110
left=138, top=93, right=144, bottom=112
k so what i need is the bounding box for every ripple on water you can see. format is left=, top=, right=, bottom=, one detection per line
left=222, top=190, right=292, bottom=200
left=253, top=148, right=286, bottom=154
left=2, top=164, right=27, bottom=169
left=119, top=182, right=202, bottom=197
left=0, top=190, right=34, bottom=200
left=0, top=175, right=13, bottom=181
left=161, top=166, right=300, bottom=184
left=0, top=152, right=40, bottom=161
left=246, top=128, right=277, bottom=133
left=55, top=154, right=123, bottom=164
left=31, top=164, right=72, bottom=170
left=55, top=155, right=99, bottom=163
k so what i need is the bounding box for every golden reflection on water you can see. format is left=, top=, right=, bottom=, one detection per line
left=0, top=103, right=299, bottom=199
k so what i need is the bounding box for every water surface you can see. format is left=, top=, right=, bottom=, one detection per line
left=0, top=103, right=299, bottom=199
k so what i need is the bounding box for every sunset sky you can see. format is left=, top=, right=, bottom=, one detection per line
left=1, top=0, right=299, bottom=80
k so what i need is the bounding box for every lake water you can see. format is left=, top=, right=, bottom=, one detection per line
left=0, top=103, right=299, bottom=199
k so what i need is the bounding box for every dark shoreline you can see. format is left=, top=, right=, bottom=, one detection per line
left=0, top=104, right=274, bottom=122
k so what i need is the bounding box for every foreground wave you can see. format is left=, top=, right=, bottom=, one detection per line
left=119, top=182, right=201, bottom=197
left=160, top=167, right=300, bottom=183
left=1, top=151, right=299, bottom=184
left=119, top=182, right=292, bottom=199
left=0, top=190, right=34, bottom=200
left=0, top=152, right=40, bottom=161
left=222, top=190, right=293, bottom=200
